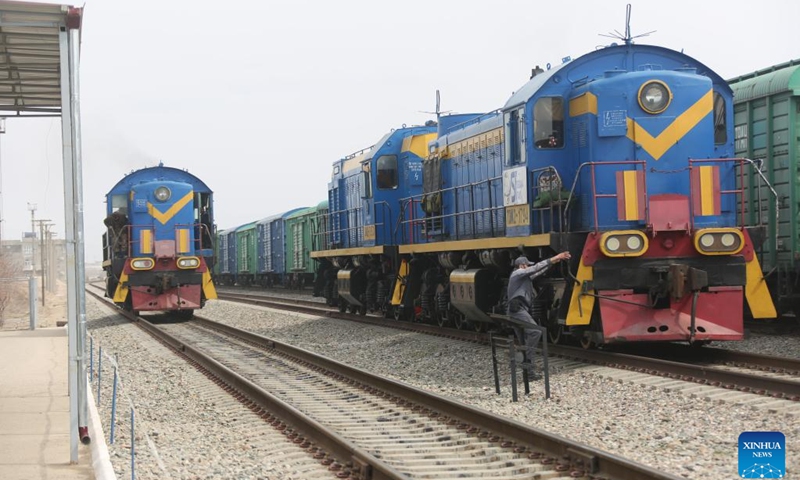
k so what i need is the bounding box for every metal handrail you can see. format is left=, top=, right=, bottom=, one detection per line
left=563, top=160, right=647, bottom=233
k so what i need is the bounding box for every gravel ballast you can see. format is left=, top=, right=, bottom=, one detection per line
left=198, top=300, right=799, bottom=479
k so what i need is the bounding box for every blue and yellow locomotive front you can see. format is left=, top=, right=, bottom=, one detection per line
left=407, top=43, right=776, bottom=344
left=102, top=164, right=217, bottom=317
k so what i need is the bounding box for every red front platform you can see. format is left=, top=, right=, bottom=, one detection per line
left=131, top=284, right=202, bottom=311
left=597, top=286, right=743, bottom=342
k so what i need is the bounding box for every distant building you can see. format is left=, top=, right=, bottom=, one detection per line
left=0, top=236, right=66, bottom=280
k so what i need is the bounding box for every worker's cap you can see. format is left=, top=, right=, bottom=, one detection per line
left=514, top=256, right=533, bottom=267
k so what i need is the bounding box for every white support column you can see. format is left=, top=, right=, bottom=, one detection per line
left=68, top=24, right=89, bottom=447
left=58, top=26, right=80, bottom=463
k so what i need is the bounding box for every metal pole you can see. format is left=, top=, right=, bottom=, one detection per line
left=59, top=26, right=79, bottom=461
left=110, top=365, right=117, bottom=444
left=28, top=276, right=36, bottom=329
left=69, top=23, right=89, bottom=447
left=39, top=221, right=45, bottom=305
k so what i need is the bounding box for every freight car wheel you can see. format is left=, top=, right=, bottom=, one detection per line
left=579, top=335, right=596, bottom=350
left=338, top=299, right=348, bottom=313
left=436, top=313, right=448, bottom=328
left=358, top=304, right=367, bottom=316
left=473, top=321, right=487, bottom=333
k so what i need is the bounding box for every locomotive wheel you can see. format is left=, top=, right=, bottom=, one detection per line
left=453, top=313, right=467, bottom=330
left=436, top=313, right=447, bottom=328
left=548, top=324, right=564, bottom=344
left=383, top=305, right=394, bottom=319
left=358, top=304, right=367, bottom=316
left=348, top=304, right=359, bottom=314
left=579, top=334, right=596, bottom=350
left=338, top=299, right=348, bottom=313
left=394, top=306, right=407, bottom=322
left=473, top=321, right=487, bottom=333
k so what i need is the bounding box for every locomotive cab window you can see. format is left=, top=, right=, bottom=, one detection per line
left=713, top=92, right=727, bottom=145
left=110, top=194, right=127, bottom=215
left=376, top=155, right=398, bottom=189
left=534, top=97, right=564, bottom=149
left=504, top=107, right=526, bottom=165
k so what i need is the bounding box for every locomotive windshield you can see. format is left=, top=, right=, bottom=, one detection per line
left=376, top=155, right=398, bottom=189
left=533, top=97, right=564, bottom=149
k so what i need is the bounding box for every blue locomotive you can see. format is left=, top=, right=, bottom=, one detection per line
left=102, top=163, right=217, bottom=318
left=314, top=42, right=777, bottom=345
left=311, top=124, right=438, bottom=314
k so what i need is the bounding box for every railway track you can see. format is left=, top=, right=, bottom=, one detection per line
left=87, top=286, right=681, bottom=480
left=216, top=290, right=800, bottom=402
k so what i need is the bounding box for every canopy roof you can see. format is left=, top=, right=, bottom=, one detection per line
left=0, top=1, right=81, bottom=116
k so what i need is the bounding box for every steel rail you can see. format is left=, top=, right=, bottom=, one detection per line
left=193, top=315, right=683, bottom=480
left=218, top=290, right=800, bottom=401
left=86, top=288, right=409, bottom=480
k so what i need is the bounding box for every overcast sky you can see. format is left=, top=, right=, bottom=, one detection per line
left=1, top=0, right=798, bottom=263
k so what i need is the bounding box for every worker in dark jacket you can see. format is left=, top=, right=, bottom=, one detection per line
left=507, top=251, right=571, bottom=374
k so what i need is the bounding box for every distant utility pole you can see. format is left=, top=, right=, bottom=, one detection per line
left=35, top=219, right=52, bottom=305
left=27, top=203, right=36, bottom=277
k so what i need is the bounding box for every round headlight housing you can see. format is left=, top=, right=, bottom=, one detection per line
left=131, top=258, right=155, bottom=270
left=700, top=234, right=715, bottom=248
left=600, top=231, right=648, bottom=257
left=177, top=257, right=200, bottom=269
left=154, top=186, right=171, bottom=202
left=638, top=81, right=671, bottom=114
left=694, top=229, right=744, bottom=255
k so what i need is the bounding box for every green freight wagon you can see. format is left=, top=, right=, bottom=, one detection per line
left=285, top=201, right=328, bottom=291
left=730, top=59, right=800, bottom=313
left=235, top=221, right=258, bottom=286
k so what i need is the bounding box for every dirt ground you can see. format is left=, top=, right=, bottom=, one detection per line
left=0, top=276, right=68, bottom=330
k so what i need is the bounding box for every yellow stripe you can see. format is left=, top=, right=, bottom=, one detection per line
left=566, top=258, right=594, bottom=326
left=623, top=170, right=638, bottom=220
left=140, top=229, right=152, bottom=254
left=113, top=271, right=129, bottom=303
left=311, top=246, right=385, bottom=258
left=745, top=254, right=776, bottom=318
left=401, top=133, right=437, bottom=159
left=147, top=191, right=194, bottom=225
left=399, top=234, right=550, bottom=254
left=202, top=269, right=218, bottom=300
left=699, top=166, right=714, bottom=216
left=626, top=90, right=713, bottom=160
left=569, top=92, right=598, bottom=117
left=177, top=229, right=190, bottom=253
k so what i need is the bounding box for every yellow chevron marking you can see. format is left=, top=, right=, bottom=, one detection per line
left=147, top=191, right=193, bottom=225
left=626, top=90, right=713, bottom=160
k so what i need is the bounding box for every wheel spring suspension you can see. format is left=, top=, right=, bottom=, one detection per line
left=435, top=290, right=449, bottom=312
left=365, top=281, right=377, bottom=306
left=420, top=294, right=434, bottom=312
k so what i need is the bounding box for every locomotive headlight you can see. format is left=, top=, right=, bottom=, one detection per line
left=600, top=230, right=648, bottom=257
left=177, top=256, right=200, bottom=269
left=131, top=258, right=155, bottom=270
left=693, top=228, right=744, bottom=255
left=638, top=80, right=671, bottom=114
left=154, top=186, right=171, bottom=202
